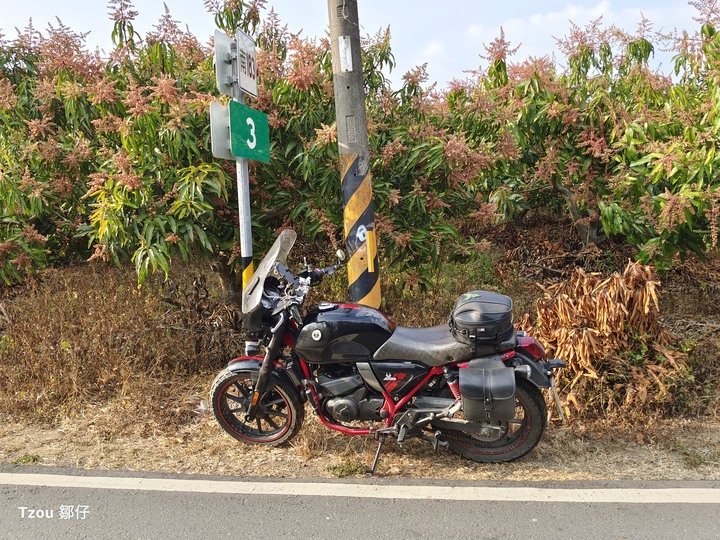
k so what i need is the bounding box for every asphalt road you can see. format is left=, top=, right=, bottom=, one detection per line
left=1, top=466, right=719, bottom=540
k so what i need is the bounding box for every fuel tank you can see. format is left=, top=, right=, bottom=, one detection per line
left=295, top=303, right=395, bottom=364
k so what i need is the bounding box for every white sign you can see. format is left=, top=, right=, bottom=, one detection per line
left=214, top=30, right=236, bottom=98
left=209, top=102, right=233, bottom=160
left=236, top=29, right=258, bottom=97
left=339, top=36, right=353, bottom=72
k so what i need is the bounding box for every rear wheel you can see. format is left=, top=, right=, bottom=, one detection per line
left=432, top=379, right=547, bottom=463
left=210, top=368, right=304, bottom=446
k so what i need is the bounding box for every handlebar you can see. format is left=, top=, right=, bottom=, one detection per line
left=267, top=257, right=345, bottom=325
left=298, top=263, right=343, bottom=285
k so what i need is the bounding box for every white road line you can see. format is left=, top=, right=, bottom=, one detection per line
left=1, top=473, right=719, bottom=503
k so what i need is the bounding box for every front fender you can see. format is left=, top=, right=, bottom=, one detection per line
left=225, top=356, right=298, bottom=391
left=226, top=356, right=264, bottom=372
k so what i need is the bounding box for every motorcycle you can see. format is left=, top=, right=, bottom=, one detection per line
left=210, top=229, right=566, bottom=474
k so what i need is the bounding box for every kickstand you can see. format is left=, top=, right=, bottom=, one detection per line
left=366, top=438, right=385, bottom=476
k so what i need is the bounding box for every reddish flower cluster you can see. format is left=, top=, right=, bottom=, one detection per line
left=387, top=189, right=401, bottom=208
left=123, top=81, right=155, bottom=117
left=533, top=145, right=560, bottom=186
left=659, top=189, right=694, bottom=232
left=61, top=140, right=93, bottom=170
left=577, top=127, right=611, bottom=162
left=470, top=202, right=500, bottom=227
left=0, top=241, right=19, bottom=260
left=165, top=233, right=180, bottom=245
left=20, top=225, right=48, bottom=245
left=314, top=123, right=337, bottom=147
left=84, top=173, right=110, bottom=198
left=9, top=252, right=31, bottom=269
left=507, top=56, right=555, bottom=84
left=91, top=114, right=125, bottom=135
left=0, top=74, right=16, bottom=109
left=393, top=232, right=413, bottom=249
left=402, top=64, right=429, bottom=88
left=444, top=134, right=494, bottom=187
left=380, top=139, right=407, bottom=168
left=86, top=243, right=109, bottom=263
left=286, top=35, right=325, bottom=92
left=27, top=118, right=56, bottom=140
left=151, top=73, right=180, bottom=104
left=708, top=190, right=720, bottom=249
left=113, top=150, right=142, bottom=191
left=481, top=28, right=520, bottom=66
left=50, top=176, right=74, bottom=198
left=18, top=167, right=46, bottom=201
left=87, top=78, right=118, bottom=106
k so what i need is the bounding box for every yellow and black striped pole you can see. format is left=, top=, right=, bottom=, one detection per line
left=340, top=154, right=380, bottom=307
left=329, top=0, right=380, bottom=308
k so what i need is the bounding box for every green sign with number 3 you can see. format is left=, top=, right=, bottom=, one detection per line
left=229, top=100, right=270, bottom=163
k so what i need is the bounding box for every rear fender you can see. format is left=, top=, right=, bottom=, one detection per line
left=509, top=352, right=552, bottom=388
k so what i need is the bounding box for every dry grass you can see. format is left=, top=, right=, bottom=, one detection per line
left=1, top=403, right=718, bottom=480
left=1, top=233, right=719, bottom=480
left=0, top=263, right=244, bottom=423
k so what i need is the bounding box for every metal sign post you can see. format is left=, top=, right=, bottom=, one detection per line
left=211, top=29, right=269, bottom=294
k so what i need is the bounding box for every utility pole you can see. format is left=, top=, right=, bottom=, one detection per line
left=328, top=0, right=380, bottom=308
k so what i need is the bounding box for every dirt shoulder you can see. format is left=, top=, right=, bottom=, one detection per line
left=2, top=406, right=718, bottom=480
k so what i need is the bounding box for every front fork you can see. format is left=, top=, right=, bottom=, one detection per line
left=245, top=315, right=289, bottom=421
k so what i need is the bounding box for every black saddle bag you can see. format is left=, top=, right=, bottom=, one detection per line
left=459, top=357, right=516, bottom=421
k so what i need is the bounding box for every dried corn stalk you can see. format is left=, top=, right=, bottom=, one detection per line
left=521, top=261, right=690, bottom=418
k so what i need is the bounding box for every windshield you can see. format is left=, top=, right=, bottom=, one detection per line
left=242, top=229, right=297, bottom=316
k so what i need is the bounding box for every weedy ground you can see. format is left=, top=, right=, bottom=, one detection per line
left=1, top=218, right=719, bottom=480
left=2, top=405, right=719, bottom=480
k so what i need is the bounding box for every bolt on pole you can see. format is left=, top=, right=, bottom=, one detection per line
left=328, top=0, right=381, bottom=308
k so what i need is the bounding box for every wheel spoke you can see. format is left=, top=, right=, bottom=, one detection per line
left=225, top=393, right=245, bottom=405
left=269, top=410, right=288, bottom=420
left=264, top=416, right=280, bottom=430
left=265, top=397, right=284, bottom=407
left=234, top=382, right=251, bottom=398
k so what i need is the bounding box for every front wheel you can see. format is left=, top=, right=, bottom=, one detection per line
left=210, top=368, right=304, bottom=446
left=433, top=379, right=547, bottom=463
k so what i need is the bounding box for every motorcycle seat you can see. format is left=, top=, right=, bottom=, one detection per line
left=372, top=325, right=506, bottom=366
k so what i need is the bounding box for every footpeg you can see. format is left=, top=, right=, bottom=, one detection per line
left=420, top=431, right=449, bottom=452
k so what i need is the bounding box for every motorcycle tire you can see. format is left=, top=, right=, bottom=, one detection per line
left=210, top=368, right=304, bottom=446
left=433, top=378, right=547, bottom=463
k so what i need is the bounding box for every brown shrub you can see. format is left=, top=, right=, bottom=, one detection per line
left=519, top=261, right=693, bottom=419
